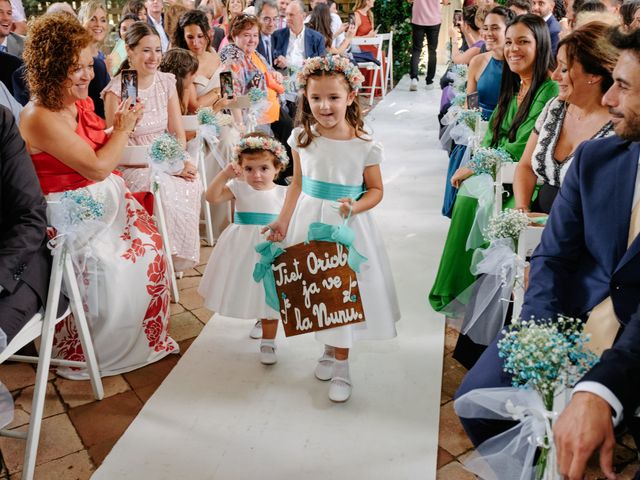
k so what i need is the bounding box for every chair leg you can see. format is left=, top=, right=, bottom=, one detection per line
left=21, top=249, right=64, bottom=480
left=153, top=185, right=180, bottom=303
left=198, top=155, right=215, bottom=247
left=63, top=254, right=104, bottom=400
left=369, top=68, right=378, bottom=106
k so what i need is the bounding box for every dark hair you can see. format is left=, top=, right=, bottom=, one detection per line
left=116, top=22, right=160, bottom=75
left=173, top=9, right=212, bottom=50
left=609, top=25, right=640, bottom=57
left=229, top=13, right=261, bottom=41
left=575, top=0, right=606, bottom=14
left=489, top=14, right=552, bottom=147
left=118, top=13, right=140, bottom=38
left=487, top=5, right=517, bottom=24
left=559, top=21, right=618, bottom=94
left=308, top=4, right=333, bottom=49
left=505, top=0, right=532, bottom=13
left=159, top=48, right=199, bottom=114
left=122, top=0, right=146, bottom=17
left=237, top=132, right=287, bottom=175
left=620, top=0, right=640, bottom=27
left=462, top=5, right=480, bottom=32
left=296, top=69, right=368, bottom=148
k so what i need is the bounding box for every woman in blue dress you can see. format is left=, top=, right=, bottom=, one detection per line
left=442, top=6, right=515, bottom=218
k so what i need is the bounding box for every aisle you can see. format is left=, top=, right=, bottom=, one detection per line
left=93, top=77, right=450, bottom=480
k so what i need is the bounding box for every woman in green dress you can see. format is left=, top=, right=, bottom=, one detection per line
left=429, top=14, right=559, bottom=314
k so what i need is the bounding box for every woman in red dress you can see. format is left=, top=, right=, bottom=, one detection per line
left=19, top=13, right=178, bottom=379
left=353, top=0, right=388, bottom=97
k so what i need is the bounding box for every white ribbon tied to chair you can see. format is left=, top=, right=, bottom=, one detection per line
left=457, top=172, right=495, bottom=250
left=454, top=387, right=561, bottom=480
left=195, top=124, right=226, bottom=171
left=460, top=238, right=525, bottom=345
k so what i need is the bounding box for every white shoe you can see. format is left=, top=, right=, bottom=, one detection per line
left=329, top=377, right=352, bottom=402
left=250, top=320, right=262, bottom=339
left=314, top=354, right=334, bottom=381
left=425, top=82, right=435, bottom=91
left=409, top=78, right=418, bottom=91
left=260, top=342, right=277, bottom=365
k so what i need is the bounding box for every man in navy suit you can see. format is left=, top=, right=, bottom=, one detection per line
left=256, top=0, right=280, bottom=67
left=272, top=0, right=326, bottom=71
left=532, top=0, right=560, bottom=55
left=456, top=28, right=640, bottom=480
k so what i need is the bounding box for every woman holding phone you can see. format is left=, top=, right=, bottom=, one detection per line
left=353, top=0, right=387, bottom=97
left=103, top=22, right=203, bottom=270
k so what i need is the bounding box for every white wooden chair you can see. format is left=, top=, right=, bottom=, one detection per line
left=351, top=34, right=389, bottom=106
left=0, top=241, right=104, bottom=480
left=120, top=146, right=180, bottom=302
left=512, top=225, right=545, bottom=319
left=183, top=115, right=215, bottom=247
left=379, top=32, right=393, bottom=92
left=493, top=161, right=518, bottom=214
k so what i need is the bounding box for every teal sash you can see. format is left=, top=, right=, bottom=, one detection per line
left=234, top=212, right=278, bottom=225
left=302, top=176, right=364, bottom=201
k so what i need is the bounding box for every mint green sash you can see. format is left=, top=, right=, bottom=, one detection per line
left=302, top=176, right=364, bottom=201
left=234, top=212, right=278, bottom=225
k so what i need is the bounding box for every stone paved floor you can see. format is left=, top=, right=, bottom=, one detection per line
left=435, top=325, right=640, bottom=480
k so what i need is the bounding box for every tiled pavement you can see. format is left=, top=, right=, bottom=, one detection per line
left=436, top=325, right=640, bottom=480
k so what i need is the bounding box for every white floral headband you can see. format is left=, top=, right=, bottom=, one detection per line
left=233, top=135, right=289, bottom=166
left=296, top=54, right=365, bottom=92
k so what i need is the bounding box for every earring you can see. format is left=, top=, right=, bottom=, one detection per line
left=587, top=80, right=593, bottom=84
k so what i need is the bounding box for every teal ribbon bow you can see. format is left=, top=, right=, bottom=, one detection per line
left=306, top=222, right=367, bottom=273
left=253, top=241, right=285, bottom=311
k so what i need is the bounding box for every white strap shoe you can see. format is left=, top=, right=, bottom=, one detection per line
left=250, top=320, right=262, bottom=339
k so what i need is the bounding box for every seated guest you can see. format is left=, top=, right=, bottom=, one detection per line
left=173, top=9, right=226, bottom=111
left=78, top=0, right=111, bottom=118
left=220, top=14, right=293, bottom=181
left=353, top=0, right=387, bottom=96
left=107, top=13, right=139, bottom=76
left=272, top=0, right=326, bottom=72
left=0, top=0, right=23, bottom=58
left=146, top=0, right=170, bottom=52
left=442, top=6, right=513, bottom=218
left=621, top=0, right=640, bottom=32
left=532, top=0, right=561, bottom=55
left=429, top=14, right=558, bottom=313
left=450, top=5, right=485, bottom=65
left=164, top=3, right=188, bottom=48
left=0, top=50, right=21, bottom=96
left=307, top=4, right=356, bottom=55
left=514, top=22, right=616, bottom=215
left=159, top=48, right=199, bottom=115
left=9, top=0, right=26, bottom=34
left=277, top=0, right=289, bottom=28
left=506, top=0, right=532, bottom=15
left=223, top=0, right=246, bottom=36
left=305, top=0, right=345, bottom=49
left=104, top=22, right=203, bottom=270
left=457, top=30, right=640, bottom=477
left=256, top=0, right=280, bottom=67
left=198, top=4, right=226, bottom=50
left=122, top=0, right=147, bottom=22
left=20, top=13, right=178, bottom=379
left=0, top=106, right=50, bottom=344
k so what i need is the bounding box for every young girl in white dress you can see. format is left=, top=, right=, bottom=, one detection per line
left=198, top=133, right=288, bottom=364
left=266, top=55, right=401, bottom=402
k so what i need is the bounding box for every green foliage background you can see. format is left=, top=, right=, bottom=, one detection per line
left=372, top=0, right=413, bottom=83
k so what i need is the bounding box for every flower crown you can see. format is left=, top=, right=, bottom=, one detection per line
left=296, top=55, right=365, bottom=92
left=233, top=135, right=289, bottom=166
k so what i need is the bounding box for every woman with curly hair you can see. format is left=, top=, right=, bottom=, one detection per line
left=103, top=22, right=203, bottom=269
left=19, top=13, right=178, bottom=379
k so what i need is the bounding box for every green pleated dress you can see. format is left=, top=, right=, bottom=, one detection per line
left=429, top=78, right=559, bottom=313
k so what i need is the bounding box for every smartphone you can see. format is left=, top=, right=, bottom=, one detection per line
left=374, top=24, right=381, bottom=34
left=219, top=71, right=235, bottom=100
left=121, top=69, right=138, bottom=107
left=466, top=91, right=479, bottom=110
left=453, top=10, right=462, bottom=27
left=348, top=13, right=355, bottom=25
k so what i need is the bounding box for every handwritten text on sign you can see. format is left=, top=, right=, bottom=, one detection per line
left=274, top=241, right=366, bottom=337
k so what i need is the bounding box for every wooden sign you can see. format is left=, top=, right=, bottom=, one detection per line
left=273, top=240, right=366, bottom=337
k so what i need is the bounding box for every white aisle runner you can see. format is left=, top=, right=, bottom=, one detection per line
left=94, top=77, right=450, bottom=480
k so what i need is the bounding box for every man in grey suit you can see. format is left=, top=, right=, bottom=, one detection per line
left=0, top=0, right=24, bottom=59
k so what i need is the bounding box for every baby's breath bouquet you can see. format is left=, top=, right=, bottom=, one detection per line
left=248, top=87, right=267, bottom=104
left=450, top=64, right=468, bottom=93
left=451, top=93, right=466, bottom=108
left=485, top=208, right=530, bottom=244
left=148, top=133, right=187, bottom=175
left=498, top=317, right=599, bottom=479
left=196, top=107, right=233, bottom=128
left=59, top=188, right=105, bottom=226
left=468, top=147, right=512, bottom=177
left=457, top=109, right=482, bottom=131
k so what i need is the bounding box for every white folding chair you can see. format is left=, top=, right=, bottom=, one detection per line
left=378, top=32, right=393, bottom=92
left=0, top=241, right=104, bottom=480
left=120, top=146, right=180, bottom=303
left=351, top=34, right=386, bottom=106
left=512, top=225, right=545, bottom=319
left=493, top=161, right=518, bottom=214
left=183, top=115, right=215, bottom=247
